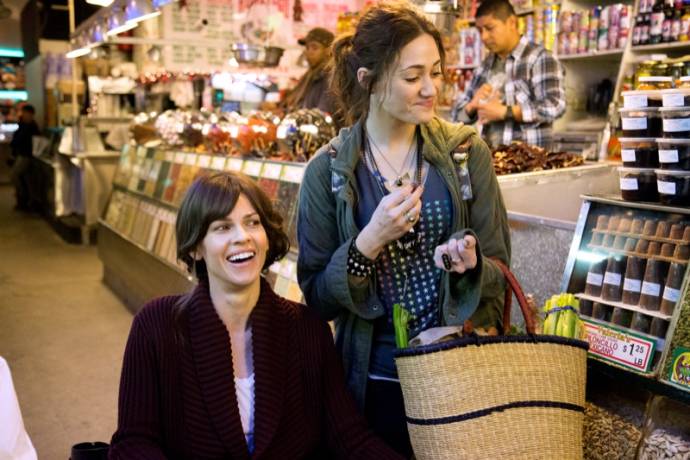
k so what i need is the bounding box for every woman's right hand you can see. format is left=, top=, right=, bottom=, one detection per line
left=355, top=184, right=424, bottom=260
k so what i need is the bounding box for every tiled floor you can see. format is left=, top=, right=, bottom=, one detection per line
left=0, top=184, right=133, bottom=459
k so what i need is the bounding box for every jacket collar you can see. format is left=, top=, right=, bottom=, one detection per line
left=187, top=278, right=288, bottom=459
left=328, top=117, right=476, bottom=175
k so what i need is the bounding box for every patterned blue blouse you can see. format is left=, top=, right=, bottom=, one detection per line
left=354, top=158, right=453, bottom=378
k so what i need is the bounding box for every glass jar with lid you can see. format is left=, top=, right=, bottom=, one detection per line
left=672, top=62, right=686, bottom=84
left=635, top=61, right=658, bottom=88
left=653, top=62, right=670, bottom=76
left=638, top=76, right=674, bottom=90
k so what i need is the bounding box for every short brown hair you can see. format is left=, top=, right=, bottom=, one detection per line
left=175, top=172, right=290, bottom=279
left=330, top=1, right=445, bottom=125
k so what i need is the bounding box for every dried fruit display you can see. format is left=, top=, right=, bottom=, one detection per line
left=491, top=141, right=585, bottom=175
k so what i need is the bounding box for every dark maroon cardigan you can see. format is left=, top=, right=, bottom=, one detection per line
left=109, top=280, right=403, bottom=460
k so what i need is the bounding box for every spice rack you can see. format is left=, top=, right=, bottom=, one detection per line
left=562, top=194, right=690, bottom=379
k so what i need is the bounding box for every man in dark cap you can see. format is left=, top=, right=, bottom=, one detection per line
left=283, top=27, right=336, bottom=114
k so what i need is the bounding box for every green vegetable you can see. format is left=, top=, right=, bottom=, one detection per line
left=393, top=303, right=412, bottom=348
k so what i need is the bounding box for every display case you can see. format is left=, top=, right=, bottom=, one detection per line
left=561, top=194, right=690, bottom=384
left=98, top=144, right=305, bottom=312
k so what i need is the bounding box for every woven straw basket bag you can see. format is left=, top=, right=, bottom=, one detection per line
left=394, top=260, right=589, bottom=460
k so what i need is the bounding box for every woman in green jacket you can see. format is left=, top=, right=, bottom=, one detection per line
left=297, top=2, right=511, bottom=457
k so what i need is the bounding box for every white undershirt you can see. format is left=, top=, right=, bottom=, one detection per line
left=234, top=373, right=255, bottom=452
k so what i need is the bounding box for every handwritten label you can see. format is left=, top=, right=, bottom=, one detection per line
left=624, top=94, right=648, bottom=108
left=663, top=286, right=681, bottom=303
left=621, top=149, right=636, bottom=162
left=211, top=156, right=227, bottom=171
left=262, top=163, right=283, bottom=179
left=283, top=165, right=306, bottom=183
left=185, top=153, right=197, bottom=166
left=624, top=278, right=642, bottom=293
left=227, top=158, right=244, bottom=171
left=165, top=151, right=174, bottom=162
left=659, top=149, right=680, bottom=163
left=663, top=93, right=685, bottom=107
left=583, top=319, right=656, bottom=372
left=658, top=180, right=677, bottom=195
left=604, top=272, right=622, bottom=286
left=641, top=281, right=661, bottom=297
left=174, top=152, right=186, bottom=164
left=620, top=177, right=639, bottom=191
left=243, top=160, right=263, bottom=177
left=663, top=117, right=690, bottom=133
left=197, top=155, right=212, bottom=168
left=587, top=272, right=604, bottom=287
left=622, top=117, right=647, bottom=131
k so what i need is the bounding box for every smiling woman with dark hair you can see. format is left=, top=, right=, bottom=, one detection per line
left=109, top=172, right=402, bottom=459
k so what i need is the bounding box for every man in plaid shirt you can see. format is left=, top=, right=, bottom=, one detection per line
left=452, top=0, right=566, bottom=149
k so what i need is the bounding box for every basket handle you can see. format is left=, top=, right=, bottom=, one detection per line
left=490, top=258, right=536, bottom=335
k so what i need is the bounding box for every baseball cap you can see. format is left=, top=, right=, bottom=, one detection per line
left=297, top=27, right=335, bottom=47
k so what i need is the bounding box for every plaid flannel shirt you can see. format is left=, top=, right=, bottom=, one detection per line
left=452, top=35, right=566, bottom=148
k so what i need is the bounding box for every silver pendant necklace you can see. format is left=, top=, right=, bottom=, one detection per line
left=367, top=132, right=417, bottom=188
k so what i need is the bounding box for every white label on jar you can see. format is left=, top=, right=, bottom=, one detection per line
left=663, top=117, right=690, bottom=133
left=587, top=272, right=604, bottom=286
left=620, top=177, right=639, bottom=190
left=663, top=286, right=681, bottom=302
left=604, top=272, right=622, bottom=286
left=658, top=180, right=677, bottom=195
left=624, top=278, right=642, bottom=293
left=622, top=149, right=636, bottom=162
left=641, top=281, right=661, bottom=296
left=622, top=117, right=647, bottom=131
left=659, top=149, right=680, bottom=163
left=624, top=95, right=648, bottom=108
left=663, top=93, right=685, bottom=107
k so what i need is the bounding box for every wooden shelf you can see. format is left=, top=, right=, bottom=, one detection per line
left=557, top=49, right=624, bottom=61
left=577, top=292, right=674, bottom=322
left=632, top=41, right=690, bottom=53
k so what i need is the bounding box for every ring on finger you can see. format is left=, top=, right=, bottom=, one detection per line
left=405, top=211, right=417, bottom=223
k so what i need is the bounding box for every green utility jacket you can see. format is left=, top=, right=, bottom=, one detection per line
left=297, top=117, right=511, bottom=409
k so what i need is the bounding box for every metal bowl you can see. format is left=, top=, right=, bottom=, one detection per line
left=231, top=43, right=261, bottom=63
left=262, top=46, right=284, bottom=67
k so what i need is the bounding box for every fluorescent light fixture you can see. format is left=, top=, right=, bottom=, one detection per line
left=66, top=35, right=91, bottom=59
left=0, top=90, right=28, bottom=101
left=125, top=0, right=161, bottom=24
left=66, top=47, right=91, bottom=58
left=86, top=0, right=114, bottom=6
left=0, top=48, right=24, bottom=58
left=152, top=0, right=174, bottom=8
left=89, top=23, right=105, bottom=46
left=575, top=251, right=608, bottom=264
left=107, top=5, right=137, bottom=36
left=423, top=2, right=443, bottom=13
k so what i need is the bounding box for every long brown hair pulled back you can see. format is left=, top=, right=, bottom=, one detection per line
left=330, top=1, right=446, bottom=126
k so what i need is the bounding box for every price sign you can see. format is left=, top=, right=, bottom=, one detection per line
left=283, top=165, right=305, bottom=183
left=227, top=158, right=244, bottom=171
left=198, top=155, right=212, bottom=168
left=211, top=156, right=227, bottom=171
left=583, top=319, right=656, bottom=373
left=243, top=160, right=263, bottom=177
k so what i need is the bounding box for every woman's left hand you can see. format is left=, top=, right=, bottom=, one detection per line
left=433, top=235, right=477, bottom=274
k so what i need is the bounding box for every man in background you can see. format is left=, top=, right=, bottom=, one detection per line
left=283, top=27, right=336, bottom=114
left=10, top=104, right=40, bottom=212
left=452, top=0, right=565, bottom=148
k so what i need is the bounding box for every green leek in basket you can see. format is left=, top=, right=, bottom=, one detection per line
left=393, top=303, right=412, bottom=349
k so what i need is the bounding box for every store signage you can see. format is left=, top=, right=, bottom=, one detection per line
left=198, top=155, right=212, bottom=169
left=184, top=154, right=198, bottom=166
left=583, top=319, right=656, bottom=373
left=668, top=347, right=690, bottom=390
left=174, top=152, right=186, bottom=164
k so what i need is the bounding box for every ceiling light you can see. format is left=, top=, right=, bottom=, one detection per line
left=126, top=0, right=161, bottom=24
left=85, top=0, right=114, bottom=6
left=107, top=3, right=137, bottom=36
left=66, top=35, right=91, bottom=59
left=152, top=0, right=175, bottom=8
